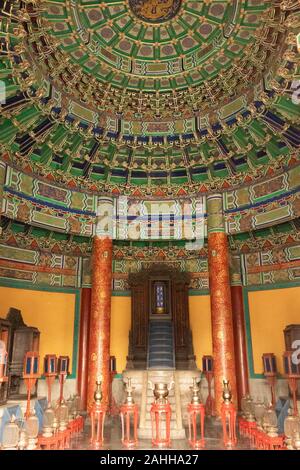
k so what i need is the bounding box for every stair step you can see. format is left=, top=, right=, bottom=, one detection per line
left=148, top=364, right=174, bottom=366
left=151, top=351, right=173, bottom=361
left=148, top=365, right=174, bottom=368
left=150, top=331, right=172, bottom=334
left=150, top=328, right=172, bottom=331
left=150, top=339, right=172, bottom=343
left=149, top=357, right=173, bottom=360
left=150, top=340, right=172, bottom=342
left=149, top=349, right=172, bottom=352
left=148, top=367, right=174, bottom=370
left=149, top=342, right=172, bottom=345
left=149, top=357, right=173, bottom=361
left=149, top=362, right=174, bottom=366
left=149, top=339, right=172, bottom=342
left=150, top=327, right=172, bottom=330
left=150, top=326, right=172, bottom=329
left=148, top=352, right=173, bottom=356
left=148, top=366, right=175, bottom=370
left=149, top=360, right=173, bottom=363
left=149, top=349, right=172, bottom=353
left=150, top=327, right=172, bottom=331
left=149, top=361, right=173, bottom=364
left=148, top=320, right=174, bottom=369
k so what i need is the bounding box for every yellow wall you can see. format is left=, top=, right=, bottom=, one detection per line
left=248, top=286, right=300, bottom=374
left=110, top=296, right=131, bottom=373
left=0, top=286, right=76, bottom=373
left=0, top=287, right=132, bottom=377
left=189, top=295, right=212, bottom=368
left=4, top=283, right=296, bottom=379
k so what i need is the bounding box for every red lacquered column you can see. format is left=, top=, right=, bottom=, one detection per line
left=87, top=236, right=113, bottom=410
left=231, top=284, right=249, bottom=408
left=77, top=288, right=91, bottom=410
left=207, top=194, right=237, bottom=416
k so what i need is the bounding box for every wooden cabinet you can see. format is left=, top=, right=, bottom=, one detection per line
left=172, top=279, right=195, bottom=369
left=0, top=317, right=12, bottom=405
left=5, top=308, right=40, bottom=399
left=284, top=324, right=300, bottom=398
left=9, top=327, right=40, bottom=399
left=126, top=279, right=149, bottom=369
left=284, top=324, right=300, bottom=351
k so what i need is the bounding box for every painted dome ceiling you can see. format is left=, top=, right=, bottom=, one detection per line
left=0, top=0, right=299, bottom=196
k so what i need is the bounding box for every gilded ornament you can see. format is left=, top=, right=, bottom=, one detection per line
left=222, top=380, right=232, bottom=404
left=217, top=330, right=224, bottom=340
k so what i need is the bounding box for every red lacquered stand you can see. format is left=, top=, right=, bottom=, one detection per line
left=68, top=415, right=84, bottom=434
left=187, top=402, right=205, bottom=449
left=254, top=430, right=285, bottom=450
left=23, top=352, right=40, bottom=418
left=43, top=354, right=57, bottom=405
left=120, top=403, right=139, bottom=448
left=38, top=434, right=58, bottom=450
left=220, top=380, right=237, bottom=448
left=90, top=378, right=107, bottom=449
left=205, top=371, right=215, bottom=416
left=202, top=355, right=215, bottom=416
left=238, top=416, right=257, bottom=439
left=221, top=401, right=237, bottom=448
left=283, top=351, right=300, bottom=417
left=38, top=416, right=85, bottom=450
left=262, top=353, right=277, bottom=408
left=57, top=356, right=70, bottom=404
left=150, top=402, right=171, bottom=448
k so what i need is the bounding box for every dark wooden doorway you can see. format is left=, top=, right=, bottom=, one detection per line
left=126, top=265, right=196, bottom=370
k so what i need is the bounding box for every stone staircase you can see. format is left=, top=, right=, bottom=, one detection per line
left=138, top=370, right=186, bottom=439
left=148, top=321, right=174, bottom=369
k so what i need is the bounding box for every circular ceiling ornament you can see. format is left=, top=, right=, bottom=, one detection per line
left=1, top=0, right=298, bottom=198
left=128, top=0, right=182, bottom=23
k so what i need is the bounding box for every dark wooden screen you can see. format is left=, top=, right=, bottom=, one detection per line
left=126, top=277, right=149, bottom=369
left=127, top=266, right=196, bottom=370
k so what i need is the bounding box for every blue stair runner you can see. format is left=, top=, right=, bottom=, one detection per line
left=148, top=321, right=175, bottom=369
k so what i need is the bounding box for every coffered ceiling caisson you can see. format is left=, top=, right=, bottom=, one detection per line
left=44, top=0, right=266, bottom=96
left=0, top=0, right=299, bottom=196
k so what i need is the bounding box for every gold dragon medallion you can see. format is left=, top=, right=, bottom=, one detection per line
left=129, top=0, right=182, bottom=23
